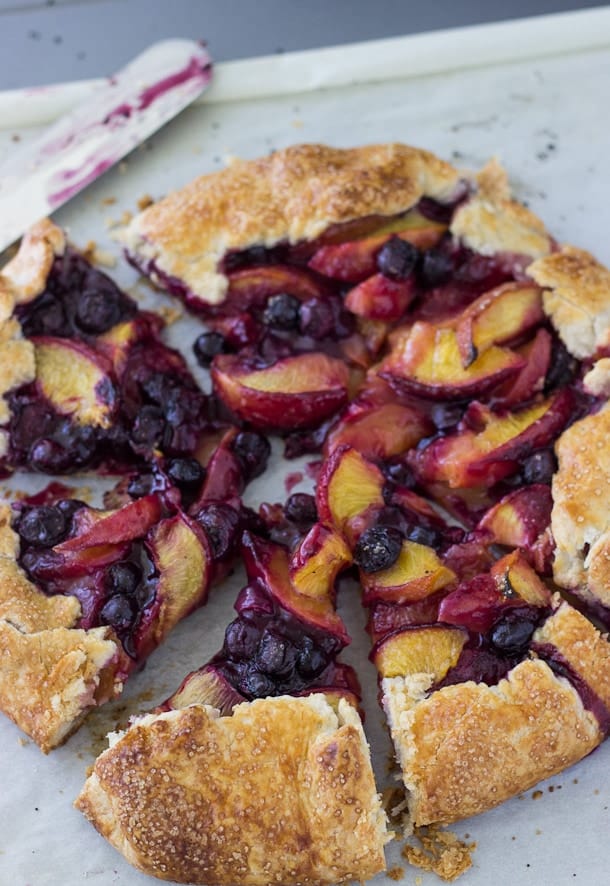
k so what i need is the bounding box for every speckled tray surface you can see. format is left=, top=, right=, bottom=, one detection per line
left=1, top=11, right=610, bottom=885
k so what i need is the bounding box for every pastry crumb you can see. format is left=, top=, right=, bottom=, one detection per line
left=81, top=241, right=116, bottom=268
left=532, top=789, right=543, bottom=800
left=156, top=305, right=183, bottom=325
left=387, top=865, right=404, bottom=880
left=18, top=736, right=29, bottom=747
left=100, top=196, right=117, bottom=206
left=402, top=826, right=476, bottom=882
left=137, top=194, right=154, bottom=211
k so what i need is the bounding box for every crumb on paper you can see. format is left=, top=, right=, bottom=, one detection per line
left=382, top=786, right=409, bottom=832
left=137, top=194, right=154, bottom=211
left=11, top=133, right=21, bottom=142
left=156, top=305, right=183, bottom=325
left=402, top=826, right=476, bottom=882
left=101, top=196, right=117, bottom=206
left=387, top=866, right=404, bottom=881
left=532, top=790, right=543, bottom=800
left=18, top=736, right=29, bottom=747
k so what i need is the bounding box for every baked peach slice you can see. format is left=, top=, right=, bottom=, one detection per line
left=289, top=524, right=352, bottom=599
left=324, top=399, right=432, bottom=460
left=413, top=388, right=573, bottom=488
left=454, top=282, right=544, bottom=366
left=344, top=274, right=416, bottom=321
left=309, top=213, right=446, bottom=282
left=380, top=321, right=524, bottom=400
left=361, top=540, right=456, bottom=605
left=478, top=484, right=553, bottom=548
left=490, top=551, right=551, bottom=608
left=494, top=327, right=552, bottom=407
left=33, top=336, right=116, bottom=428
left=57, top=494, right=163, bottom=552
left=315, top=446, right=385, bottom=540
left=373, top=624, right=467, bottom=680
left=211, top=352, right=349, bottom=430
left=224, top=265, right=326, bottom=311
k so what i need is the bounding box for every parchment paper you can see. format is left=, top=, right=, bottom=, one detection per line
left=1, top=13, right=610, bottom=885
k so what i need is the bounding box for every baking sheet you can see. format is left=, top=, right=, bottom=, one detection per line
left=2, top=10, right=610, bottom=885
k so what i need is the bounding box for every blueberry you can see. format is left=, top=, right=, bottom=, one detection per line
left=431, top=402, right=465, bottom=431
left=21, top=297, right=69, bottom=337
left=354, top=525, right=402, bottom=573
left=196, top=503, right=240, bottom=560
left=127, top=472, right=156, bottom=499
left=106, top=561, right=142, bottom=596
left=17, top=505, right=67, bottom=547
left=193, top=331, right=226, bottom=367
left=166, top=457, right=205, bottom=488
left=131, top=406, right=166, bottom=447
left=238, top=668, right=276, bottom=699
left=29, top=438, right=72, bottom=473
left=100, top=594, right=135, bottom=633
left=223, top=619, right=261, bottom=661
left=490, top=611, right=536, bottom=655
left=544, top=338, right=578, bottom=393
left=382, top=462, right=416, bottom=488
left=404, top=524, right=441, bottom=548
left=284, top=493, right=317, bottom=528
left=232, top=431, right=271, bottom=482
left=56, top=498, right=87, bottom=522
left=262, top=293, right=301, bottom=330
left=75, top=286, right=122, bottom=334
left=522, top=450, right=557, bottom=486
left=419, top=247, right=454, bottom=288
left=376, top=237, right=419, bottom=280
left=256, top=628, right=297, bottom=677
left=297, top=636, right=328, bottom=678
left=298, top=298, right=335, bottom=339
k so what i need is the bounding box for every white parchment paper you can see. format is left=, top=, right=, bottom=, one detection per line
left=1, top=14, right=610, bottom=885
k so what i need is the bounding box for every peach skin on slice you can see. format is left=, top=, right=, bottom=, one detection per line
left=225, top=265, right=326, bottom=311
left=344, top=274, right=416, bottom=321
left=494, top=327, right=552, bottom=407
left=455, top=282, right=544, bottom=367
left=324, top=400, right=433, bottom=460
left=289, top=524, right=352, bottom=599
left=361, top=540, right=456, bottom=606
left=211, top=352, right=349, bottom=430
left=373, top=625, right=467, bottom=680
left=413, top=388, right=573, bottom=488
left=33, top=336, right=116, bottom=428
left=241, top=531, right=350, bottom=645
left=309, top=215, right=446, bottom=282
left=316, top=445, right=385, bottom=540
left=478, top=484, right=553, bottom=548
left=56, top=495, right=162, bottom=552
left=380, top=321, right=524, bottom=401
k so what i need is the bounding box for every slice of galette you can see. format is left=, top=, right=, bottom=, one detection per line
left=0, top=219, right=213, bottom=476
left=75, top=530, right=388, bottom=885
left=0, top=461, right=258, bottom=751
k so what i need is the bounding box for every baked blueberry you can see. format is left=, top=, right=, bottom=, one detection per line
left=354, top=526, right=403, bottom=573
left=193, top=331, right=227, bottom=367
left=262, top=293, right=301, bottom=330
left=232, top=431, right=271, bottom=481
left=377, top=237, right=419, bottom=280
left=17, top=505, right=68, bottom=547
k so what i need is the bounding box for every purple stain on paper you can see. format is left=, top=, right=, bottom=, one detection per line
left=48, top=158, right=116, bottom=205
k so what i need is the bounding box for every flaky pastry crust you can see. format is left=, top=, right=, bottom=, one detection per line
left=529, top=246, right=610, bottom=358
left=551, top=403, right=610, bottom=602
left=382, top=654, right=601, bottom=826
left=76, top=695, right=388, bottom=885
left=123, top=142, right=461, bottom=305
left=0, top=505, right=126, bottom=752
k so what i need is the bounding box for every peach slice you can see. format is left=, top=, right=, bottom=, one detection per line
left=414, top=389, right=573, bottom=488
left=361, top=540, right=456, bottom=605
left=211, top=352, right=349, bottom=430
left=455, top=283, right=544, bottom=366
left=380, top=321, right=524, bottom=401
left=494, top=327, right=552, bottom=407
left=241, top=531, right=350, bottom=644
left=146, top=513, right=212, bottom=646
left=324, top=400, right=432, bottom=460
left=97, top=314, right=161, bottom=373
left=373, top=625, right=466, bottom=680
left=161, top=665, right=244, bottom=716
left=225, top=265, right=326, bottom=311
left=33, top=336, right=116, bottom=428
left=344, top=274, right=416, bottom=321
left=309, top=216, right=446, bottom=282
left=490, top=550, right=552, bottom=608
left=56, top=495, right=162, bottom=552
left=478, top=485, right=553, bottom=548
left=315, top=445, right=385, bottom=539
left=289, top=524, right=352, bottom=599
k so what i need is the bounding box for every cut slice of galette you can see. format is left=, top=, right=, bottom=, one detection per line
left=76, top=528, right=388, bottom=885
left=0, top=220, right=214, bottom=476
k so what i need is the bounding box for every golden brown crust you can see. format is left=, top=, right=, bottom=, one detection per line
left=449, top=158, right=552, bottom=259
left=0, top=505, right=125, bottom=751
left=123, top=142, right=461, bottom=305
left=76, top=695, right=388, bottom=885
left=382, top=657, right=601, bottom=826
left=529, top=246, right=610, bottom=358
left=551, top=403, right=610, bottom=602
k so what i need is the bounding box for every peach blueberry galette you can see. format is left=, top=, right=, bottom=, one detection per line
left=2, top=142, right=610, bottom=885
